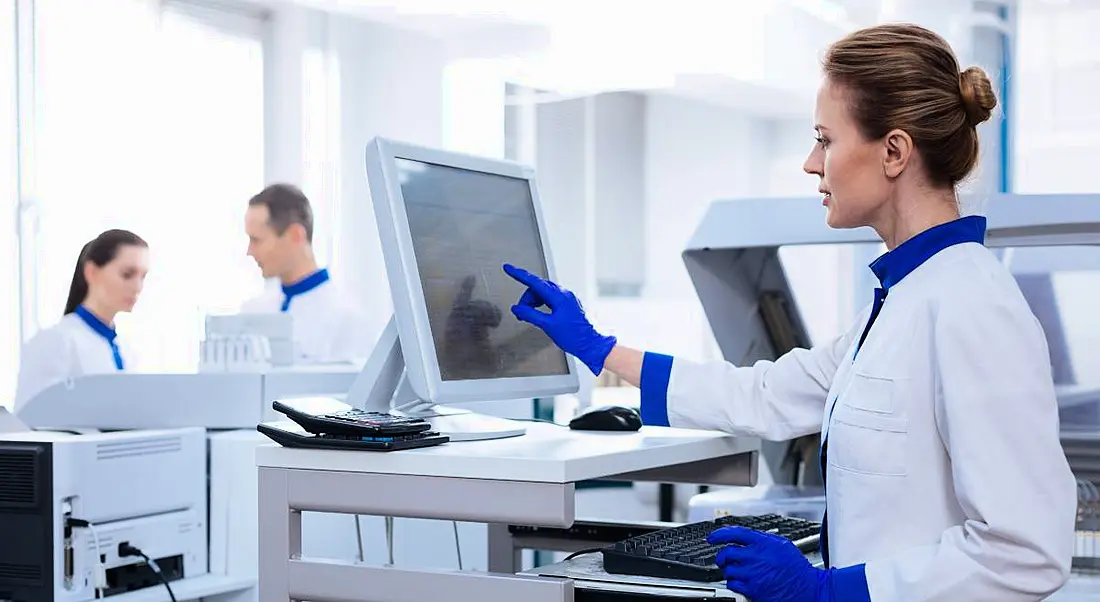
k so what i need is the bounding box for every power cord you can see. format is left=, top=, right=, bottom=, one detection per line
left=563, top=547, right=604, bottom=561
left=364, top=516, right=463, bottom=570
left=65, top=518, right=106, bottom=599
left=385, top=516, right=395, bottom=565
left=452, top=521, right=463, bottom=570
left=354, top=515, right=365, bottom=563
left=509, top=417, right=560, bottom=425
left=118, top=542, right=177, bottom=602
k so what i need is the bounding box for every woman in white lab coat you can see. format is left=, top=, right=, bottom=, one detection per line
left=14, top=229, right=150, bottom=410
left=504, top=23, right=1076, bottom=602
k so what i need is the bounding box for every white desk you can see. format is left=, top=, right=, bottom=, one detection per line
left=255, top=423, right=759, bottom=602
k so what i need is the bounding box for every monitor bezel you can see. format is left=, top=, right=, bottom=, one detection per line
left=365, top=137, right=580, bottom=405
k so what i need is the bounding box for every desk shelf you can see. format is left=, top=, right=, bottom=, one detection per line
left=108, top=575, right=254, bottom=602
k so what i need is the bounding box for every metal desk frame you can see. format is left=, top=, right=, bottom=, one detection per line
left=258, top=444, right=756, bottom=601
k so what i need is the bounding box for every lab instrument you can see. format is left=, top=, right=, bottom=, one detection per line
left=0, top=428, right=207, bottom=602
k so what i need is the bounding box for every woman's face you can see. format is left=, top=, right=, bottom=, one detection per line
left=85, top=244, right=150, bottom=314
left=803, top=79, right=891, bottom=229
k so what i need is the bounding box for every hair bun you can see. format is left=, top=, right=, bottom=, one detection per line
left=959, top=66, right=997, bottom=127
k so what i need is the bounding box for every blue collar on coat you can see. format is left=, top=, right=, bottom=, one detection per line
left=281, top=268, right=330, bottom=311
left=74, top=305, right=124, bottom=370
left=74, top=305, right=118, bottom=342
left=869, top=215, right=987, bottom=290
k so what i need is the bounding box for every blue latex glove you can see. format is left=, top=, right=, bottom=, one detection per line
left=707, top=526, right=828, bottom=602
left=502, top=263, right=617, bottom=375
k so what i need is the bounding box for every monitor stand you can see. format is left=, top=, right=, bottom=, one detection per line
left=345, top=317, right=526, bottom=442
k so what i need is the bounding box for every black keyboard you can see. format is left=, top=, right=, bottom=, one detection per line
left=601, top=514, right=821, bottom=582
left=272, top=399, right=433, bottom=437
left=323, top=409, right=430, bottom=431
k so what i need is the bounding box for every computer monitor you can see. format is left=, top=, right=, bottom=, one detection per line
left=353, top=137, right=580, bottom=440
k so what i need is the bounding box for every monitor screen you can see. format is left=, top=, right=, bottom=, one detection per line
left=396, top=158, right=570, bottom=381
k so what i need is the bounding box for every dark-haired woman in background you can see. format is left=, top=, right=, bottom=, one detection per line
left=14, top=229, right=149, bottom=409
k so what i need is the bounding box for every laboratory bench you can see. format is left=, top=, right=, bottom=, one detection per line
left=253, top=421, right=1100, bottom=602
left=255, top=422, right=759, bottom=602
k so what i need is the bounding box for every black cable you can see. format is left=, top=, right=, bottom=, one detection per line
left=509, top=417, right=561, bottom=425
left=118, top=543, right=177, bottom=602
left=562, top=547, right=604, bottom=561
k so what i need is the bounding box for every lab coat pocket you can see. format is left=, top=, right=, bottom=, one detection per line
left=840, top=372, right=895, bottom=414
left=829, top=411, right=909, bottom=477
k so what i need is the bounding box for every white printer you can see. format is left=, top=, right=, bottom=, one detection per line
left=0, top=428, right=207, bottom=602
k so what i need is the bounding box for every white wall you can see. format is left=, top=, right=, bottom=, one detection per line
left=329, top=17, right=446, bottom=342
left=642, top=94, right=772, bottom=303
left=262, top=6, right=447, bottom=345
left=588, top=94, right=778, bottom=363
left=534, top=97, right=591, bottom=298
left=592, top=93, right=646, bottom=295
left=263, top=4, right=309, bottom=186
left=763, top=117, right=815, bottom=195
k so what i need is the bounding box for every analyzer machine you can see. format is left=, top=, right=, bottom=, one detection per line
left=0, top=427, right=207, bottom=602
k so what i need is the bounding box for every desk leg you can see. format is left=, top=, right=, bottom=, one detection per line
left=259, top=468, right=301, bottom=602
left=658, top=484, right=675, bottom=522
left=487, top=524, right=521, bottom=574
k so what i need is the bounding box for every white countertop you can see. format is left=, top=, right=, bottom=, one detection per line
left=255, top=422, right=759, bottom=483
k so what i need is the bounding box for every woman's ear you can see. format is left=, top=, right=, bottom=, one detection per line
left=83, top=261, right=98, bottom=288
left=883, top=129, right=914, bottom=179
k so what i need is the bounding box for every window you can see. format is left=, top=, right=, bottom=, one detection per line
left=302, top=46, right=340, bottom=268
left=1014, top=1, right=1100, bottom=192
left=29, top=0, right=265, bottom=371
left=0, top=0, right=17, bottom=405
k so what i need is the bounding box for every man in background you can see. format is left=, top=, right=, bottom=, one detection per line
left=242, top=183, right=370, bottom=363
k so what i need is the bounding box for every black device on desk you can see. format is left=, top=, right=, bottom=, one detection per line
left=258, top=397, right=449, bottom=451
left=569, top=405, right=643, bottom=431
left=601, top=514, right=821, bottom=582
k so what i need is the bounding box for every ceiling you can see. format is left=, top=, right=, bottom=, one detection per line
left=281, top=0, right=1021, bottom=118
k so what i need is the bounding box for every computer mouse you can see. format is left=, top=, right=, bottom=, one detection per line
left=568, top=405, right=643, bottom=432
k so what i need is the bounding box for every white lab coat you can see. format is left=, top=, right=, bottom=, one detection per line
left=241, top=277, right=372, bottom=363
left=655, top=241, right=1077, bottom=601
left=14, top=313, right=130, bottom=411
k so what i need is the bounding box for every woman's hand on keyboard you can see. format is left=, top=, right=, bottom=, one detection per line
left=707, top=527, right=870, bottom=602
left=708, top=526, right=825, bottom=602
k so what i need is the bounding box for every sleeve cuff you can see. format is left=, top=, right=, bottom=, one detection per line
left=640, top=352, right=674, bottom=427
left=828, top=564, right=871, bottom=602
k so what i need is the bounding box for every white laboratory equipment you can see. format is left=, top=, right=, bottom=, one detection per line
left=12, top=365, right=361, bottom=602
left=204, top=313, right=294, bottom=367
left=0, top=428, right=215, bottom=602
